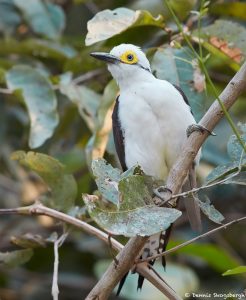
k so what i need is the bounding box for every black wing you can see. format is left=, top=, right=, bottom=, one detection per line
left=172, top=84, right=189, bottom=105
left=112, top=95, right=127, bottom=171
left=172, top=83, right=194, bottom=115
left=112, top=96, right=128, bottom=296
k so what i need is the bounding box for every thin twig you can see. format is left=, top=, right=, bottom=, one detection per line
left=52, top=232, right=68, bottom=300
left=0, top=203, right=123, bottom=252
left=135, top=263, right=182, bottom=300
left=71, top=69, right=103, bottom=85
left=138, top=216, right=246, bottom=264
left=0, top=203, right=177, bottom=299
left=170, top=166, right=241, bottom=199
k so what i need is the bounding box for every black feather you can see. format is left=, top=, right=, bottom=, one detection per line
left=112, top=96, right=129, bottom=295
left=172, top=84, right=190, bottom=106
left=112, top=96, right=127, bottom=171
left=116, top=272, right=129, bottom=296
left=137, top=259, right=155, bottom=291
left=161, top=225, right=173, bottom=268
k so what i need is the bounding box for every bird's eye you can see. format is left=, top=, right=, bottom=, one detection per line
left=120, top=51, right=138, bottom=64
left=127, top=54, right=134, bottom=61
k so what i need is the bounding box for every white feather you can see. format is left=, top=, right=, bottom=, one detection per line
left=107, top=44, right=200, bottom=262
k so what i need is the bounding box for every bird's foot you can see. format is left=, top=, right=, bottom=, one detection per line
left=186, top=124, right=216, bottom=138
left=153, top=186, right=172, bottom=206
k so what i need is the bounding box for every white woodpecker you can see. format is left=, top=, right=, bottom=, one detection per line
left=91, top=44, right=203, bottom=294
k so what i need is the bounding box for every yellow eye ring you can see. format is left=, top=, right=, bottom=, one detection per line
left=120, top=50, right=138, bottom=64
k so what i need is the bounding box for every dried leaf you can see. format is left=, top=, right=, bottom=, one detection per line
left=193, top=63, right=205, bottom=93
left=209, top=37, right=244, bottom=63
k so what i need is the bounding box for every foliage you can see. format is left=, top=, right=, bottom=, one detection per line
left=85, top=8, right=164, bottom=46
left=84, top=159, right=181, bottom=237
left=222, top=266, right=246, bottom=276
left=6, top=66, right=59, bottom=148
left=0, top=0, right=246, bottom=299
left=11, top=151, right=77, bottom=211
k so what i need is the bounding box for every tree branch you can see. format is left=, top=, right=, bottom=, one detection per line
left=0, top=203, right=123, bottom=252
left=85, top=61, right=246, bottom=300
left=0, top=203, right=177, bottom=298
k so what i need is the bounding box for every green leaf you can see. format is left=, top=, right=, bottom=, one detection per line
left=224, top=172, right=246, bottom=186
left=11, top=151, right=77, bottom=211
left=83, top=194, right=181, bottom=237
left=118, top=175, right=153, bottom=210
left=222, top=266, right=246, bottom=276
left=87, top=159, right=181, bottom=237
left=85, top=8, right=164, bottom=46
left=91, top=158, right=121, bottom=205
left=210, top=2, right=246, bottom=21
left=0, top=0, right=21, bottom=35
left=34, top=39, right=77, bottom=59
left=227, top=133, right=246, bottom=161
left=198, top=197, right=224, bottom=224
left=13, top=0, right=65, bottom=40
left=0, top=39, right=77, bottom=65
left=169, top=242, right=239, bottom=272
left=60, top=83, right=101, bottom=132
left=205, top=159, right=246, bottom=184
left=206, top=128, right=246, bottom=184
left=0, top=249, right=33, bottom=268
left=199, top=20, right=246, bottom=65
left=90, top=159, right=149, bottom=206
left=151, top=46, right=206, bottom=121
left=6, top=65, right=59, bottom=148
left=88, top=159, right=181, bottom=236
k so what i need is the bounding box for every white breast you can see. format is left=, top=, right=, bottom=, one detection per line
left=118, top=78, right=198, bottom=180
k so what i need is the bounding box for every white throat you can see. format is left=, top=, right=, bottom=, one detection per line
left=108, top=64, right=154, bottom=90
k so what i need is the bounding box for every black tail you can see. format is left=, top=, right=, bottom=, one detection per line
left=137, top=259, right=155, bottom=290
left=161, top=225, right=173, bottom=268
left=116, top=225, right=173, bottom=296
left=116, top=271, right=129, bottom=296
left=137, top=225, right=173, bottom=291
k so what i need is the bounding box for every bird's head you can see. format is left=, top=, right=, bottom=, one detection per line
left=90, top=44, right=152, bottom=87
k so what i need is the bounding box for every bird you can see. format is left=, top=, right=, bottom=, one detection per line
left=90, top=44, right=202, bottom=294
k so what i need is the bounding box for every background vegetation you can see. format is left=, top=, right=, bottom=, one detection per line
left=0, top=0, right=246, bottom=299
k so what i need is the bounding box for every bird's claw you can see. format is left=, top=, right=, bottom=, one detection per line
left=186, top=124, right=216, bottom=138
left=153, top=186, right=172, bottom=206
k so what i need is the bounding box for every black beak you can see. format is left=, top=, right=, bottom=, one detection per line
left=90, top=52, right=120, bottom=64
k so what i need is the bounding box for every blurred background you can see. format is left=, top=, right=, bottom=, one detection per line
left=0, top=0, right=246, bottom=299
